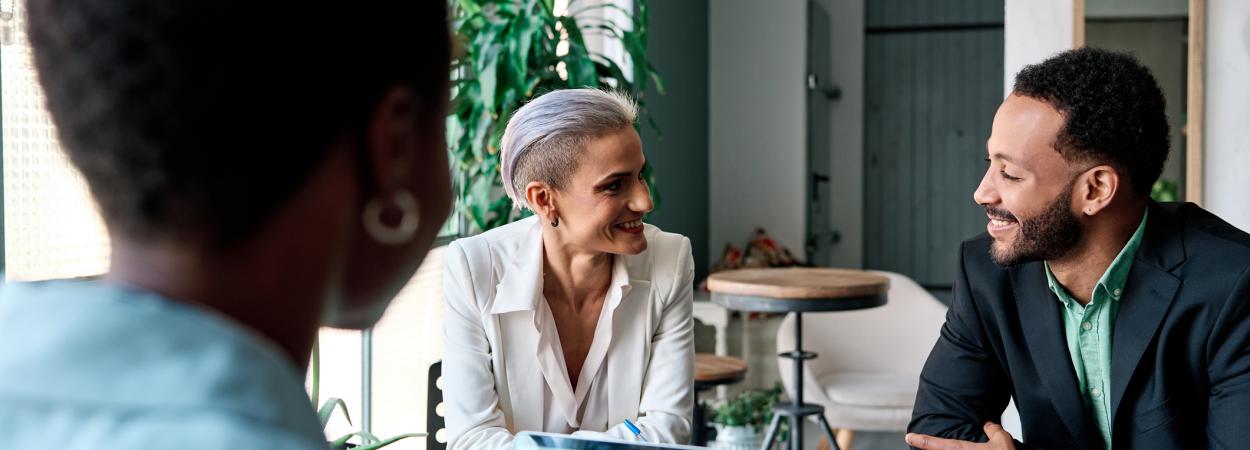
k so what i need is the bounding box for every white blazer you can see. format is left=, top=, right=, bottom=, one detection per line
left=443, top=216, right=695, bottom=450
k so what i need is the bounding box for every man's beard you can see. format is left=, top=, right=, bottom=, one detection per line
left=988, top=183, right=1083, bottom=266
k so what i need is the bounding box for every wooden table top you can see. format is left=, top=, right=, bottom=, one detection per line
left=705, top=267, right=890, bottom=300
left=694, top=353, right=748, bottom=383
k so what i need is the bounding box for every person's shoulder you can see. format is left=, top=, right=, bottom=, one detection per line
left=452, top=215, right=536, bottom=248
left=0, top=406, right=327, bottom=450
left=630, top=224, right=693, bottom=287
left=957, top=232, right=1001, bottom=272
left=447, top=215, right=538, bottom=264
left=952, top=232, right=1015, bottom=307
left=643, top=223, right=691, bottom=256
left=1164, top=202, right=1250, bottom=262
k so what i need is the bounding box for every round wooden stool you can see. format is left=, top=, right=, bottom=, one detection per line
left=707, top=268, right=889, bottom=450
left=695, top=353, right=749, bottom=389
left=692, top=353, right=748, bottom=446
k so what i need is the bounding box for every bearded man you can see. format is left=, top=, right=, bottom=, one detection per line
left=904, top=47, right=1250, bottom=450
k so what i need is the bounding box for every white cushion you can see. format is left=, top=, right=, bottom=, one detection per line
left=819, top=372, right=918, bottom=408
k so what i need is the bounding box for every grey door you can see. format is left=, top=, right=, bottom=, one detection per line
left=805, top=0, right=837, bottom=266
left=863, top=0, right=1004, bottom=297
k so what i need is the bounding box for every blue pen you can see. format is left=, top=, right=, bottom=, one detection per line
left=623, top=418, right=647, bottom=442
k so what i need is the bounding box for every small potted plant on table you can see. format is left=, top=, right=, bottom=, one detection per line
left=709, top=384, right=788, bottom=450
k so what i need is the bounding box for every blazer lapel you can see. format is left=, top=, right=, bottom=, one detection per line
left=1011, top=262, right=1101, bottom=449
left=491, top=219, right=547, bottom=432
left=605, top=277, right=651, bottom=425
left=1110, top=203, right=1184, bottom=428
left=497, top=310, right=545, bottom=433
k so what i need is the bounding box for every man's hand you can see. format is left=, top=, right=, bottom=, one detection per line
left=905, top=422, right=1016, bottom=450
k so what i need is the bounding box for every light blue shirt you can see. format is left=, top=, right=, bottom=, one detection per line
left=0, top=279, right=327, bottom=449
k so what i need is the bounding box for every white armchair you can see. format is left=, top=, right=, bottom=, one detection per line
left=776, top=271, right=946, bottom=447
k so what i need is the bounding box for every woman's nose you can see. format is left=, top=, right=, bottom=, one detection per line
left=632, top=181, right=655, bottom=213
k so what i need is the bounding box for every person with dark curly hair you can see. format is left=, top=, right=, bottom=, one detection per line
left=0, top=1, right=453, bottom=448
left=906, top=47, right=1250, bottom=449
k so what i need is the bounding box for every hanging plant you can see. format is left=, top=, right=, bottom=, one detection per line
left=448, top=0, right=663, bottom=234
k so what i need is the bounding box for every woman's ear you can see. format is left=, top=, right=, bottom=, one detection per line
left=364, top=87, right=420, bottom=196
left=1077, top=165, right=1119, bottom=216
left=524, top=180, right=557, bottom=222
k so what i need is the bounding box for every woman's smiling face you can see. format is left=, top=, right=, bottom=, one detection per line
left=549, top=127, right=653, bottom=255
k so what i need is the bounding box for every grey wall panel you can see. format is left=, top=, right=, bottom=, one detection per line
left=865, top=27, right=1003, bottom=287
left=639, top=0, right=710, bottom=281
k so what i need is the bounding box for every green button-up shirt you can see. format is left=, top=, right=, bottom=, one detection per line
left=1044, top=210, right=1148, bottom=450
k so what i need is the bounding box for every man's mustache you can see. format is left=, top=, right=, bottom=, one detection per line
left=984, top=206, right=1018, bottom=222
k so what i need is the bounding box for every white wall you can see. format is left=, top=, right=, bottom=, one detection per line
left=1004, top=0, right=1077, bottom=95
left=1203, top=0, right=1250, bottom=230
left=819, top=0, right=865, bottom=268
left=708, top=0, right=807, bottom=265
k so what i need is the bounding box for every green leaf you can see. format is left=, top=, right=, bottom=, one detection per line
left=354, top=433, right=428, bottom=450
left=457, top=0, right=482, bottom=16
left=358, top=430, right=382, bottom=444
left=477, top=49, right=500, bottom=108
left=330, top=432, right=362, bottom=450
left=318, top=398, right=351, bottom=428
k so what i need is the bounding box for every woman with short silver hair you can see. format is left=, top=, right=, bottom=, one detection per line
left=443, top=89, right=695, bottom=449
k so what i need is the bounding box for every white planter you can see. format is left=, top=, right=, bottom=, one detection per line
left=709, top=425, right=758, bottom=450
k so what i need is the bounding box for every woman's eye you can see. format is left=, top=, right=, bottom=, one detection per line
left=1000, top=171, right=1021, bottom=182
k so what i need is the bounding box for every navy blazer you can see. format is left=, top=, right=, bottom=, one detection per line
left=909, top=202, right=1250, bottom=449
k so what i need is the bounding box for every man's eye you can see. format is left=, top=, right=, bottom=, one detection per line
left=605, top=181, right=623, bottom=192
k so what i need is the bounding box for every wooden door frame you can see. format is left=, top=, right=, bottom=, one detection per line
left=1073, top=0, right=1205, bottom=205
left=1186, top=0, right=1205, bottom=205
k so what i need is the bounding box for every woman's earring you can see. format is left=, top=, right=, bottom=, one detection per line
left=551, top=216, right=560, bottom=228
left=362, top=190, right=420, bottom=245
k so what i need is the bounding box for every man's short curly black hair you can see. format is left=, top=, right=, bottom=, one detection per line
left=27, top=1, right=450, bottom=246
left=1013, top=47, right=1169, bottom=196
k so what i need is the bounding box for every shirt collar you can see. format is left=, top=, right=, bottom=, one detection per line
left=1045, top=208, right=1150, bottom=307
left=490, top=219, right=633, bottom=315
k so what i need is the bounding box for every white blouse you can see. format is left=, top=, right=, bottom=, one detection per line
left=535, top=256, right=628, bottom=433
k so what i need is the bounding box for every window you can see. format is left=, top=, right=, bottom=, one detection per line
left=1, top=0, right=109, bottom=281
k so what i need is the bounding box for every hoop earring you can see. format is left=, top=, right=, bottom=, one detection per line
left=362, top=190, right=420, bottom=245
left=551, top=216, right=559, bottom=227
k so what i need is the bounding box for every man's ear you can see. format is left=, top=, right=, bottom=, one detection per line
left=1076, top=165, right=1120, bottom=216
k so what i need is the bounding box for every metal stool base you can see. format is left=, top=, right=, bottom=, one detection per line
left=758, top=312, right=840, bottom=450
left=759, top=402, right=840, bottom=450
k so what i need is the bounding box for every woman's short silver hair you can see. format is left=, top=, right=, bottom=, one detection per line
left=500, top=88, right=638, bottom=209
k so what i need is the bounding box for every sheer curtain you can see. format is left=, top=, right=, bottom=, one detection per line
left=1, top=0, right=109, bottom=281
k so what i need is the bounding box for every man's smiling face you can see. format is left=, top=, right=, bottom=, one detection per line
left=974, top=94, right=1085, bottom=266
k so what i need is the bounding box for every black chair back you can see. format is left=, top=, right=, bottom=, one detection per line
left=427, top=360, right=446, bottom=450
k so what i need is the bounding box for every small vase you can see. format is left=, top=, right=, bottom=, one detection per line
left=709, top=425, right=758, bottom=450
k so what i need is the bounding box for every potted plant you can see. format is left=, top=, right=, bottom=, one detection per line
left=310, top=338, right=424, bottom=450
left=710, top=384, right=788, bottom=450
